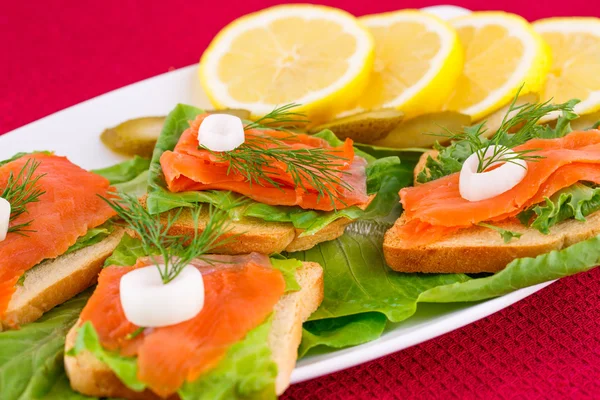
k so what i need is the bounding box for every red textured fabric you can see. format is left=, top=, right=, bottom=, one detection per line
left=2, top=1, right=600, bottom=398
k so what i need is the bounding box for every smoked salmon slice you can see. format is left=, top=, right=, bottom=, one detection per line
left=0, top=154, right=115, bottom=317
left=398, top=130, right=600, bottom=246
left=80, top=253, right=285, bottom=397
left=160, top=114, right=369, bottom=211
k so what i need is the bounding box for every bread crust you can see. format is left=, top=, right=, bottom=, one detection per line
left=1, top=229, right=124, bottom=330
left=384, top=213, right=600, bottom=273
left=64, top=262, right=324, bottom=399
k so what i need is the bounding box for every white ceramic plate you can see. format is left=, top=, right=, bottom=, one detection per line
left=0, top=4, right=555, bottom=385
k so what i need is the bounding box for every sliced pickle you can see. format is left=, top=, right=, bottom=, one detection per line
left=308, top=108, right=404, bottom=143
left=101, top=109, right=251, bottom=157
left=101, top=116, right=166, bottom=158
left=373, top=111, right=471, bottom=148
left=479, top=93, right=540, bottom=137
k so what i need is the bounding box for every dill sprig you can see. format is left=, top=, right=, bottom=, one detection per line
left=203, top=134, right=353, bottom=208
left=244, top=103, right=309, bottom=131
left=101, top=193, right=234, bottom=284
left=2, top=158, right=46, bottom=235
left=438, top=90, right=579, bottom=173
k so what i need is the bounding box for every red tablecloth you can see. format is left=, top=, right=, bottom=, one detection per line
left=2, top=1, right=600, bottom=398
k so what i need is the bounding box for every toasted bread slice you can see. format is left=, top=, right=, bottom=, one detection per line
left=384, top=213, right=600, bottom=273
left=140, top=196, right=351, bottom=254
left=0, top=229, right=125, bottom=331
left=64, top=262, right=324, bottom=399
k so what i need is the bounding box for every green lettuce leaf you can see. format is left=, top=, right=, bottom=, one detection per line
left=270, top=258, right=302, bottom=292
left=92, top=156, right=151, bottom=197
left=144, top=104, right=410, bottom=235
left=288, top=221, right=469, bottom=322
left=416, top=138, right=474, bottom=183
left=68, top=321, right=145, bottom=391
left=179, top=318, right=277, bottom=400
left=92, top=156, right=150, bottom=185
left=146, top=104, right=207, bottom=214
left=477, top=222, right=522, bottom=243
left=532, top=100, right=579, bottom=139
left=518, top=183, right=600, bottom=234
left=103, top=233, right=150, bottom=267
left=112, top=170, right=149, bottom=197
left=63, top=222, right=114, bottom=256
left=419, top=234, right=600, bottom=302
left=299, top=313, right=387, bottom=358
left=0, top=290, right=94, bottom=400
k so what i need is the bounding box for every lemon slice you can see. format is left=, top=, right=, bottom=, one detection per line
left=445, top=12, right=551, bottom=120
left=534, top=17, right=600, bottom=116
left=357, top=10, right=463, bottom=117
left=199, top=5, right=374, bottom=123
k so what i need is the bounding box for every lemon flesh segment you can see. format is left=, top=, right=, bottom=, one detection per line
left=445, top=12, right=551, bottom=121
left=534, top=17, right=600, bottom=116
left=358, top=10, right=463, bottom=118
left=199, top=5, right=374, bottom=123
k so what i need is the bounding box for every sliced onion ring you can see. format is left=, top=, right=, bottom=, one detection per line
left=459, top=145, right=528, bottom=202
left=198, top=114, right=245, bottom=152
left=120, top=265, right=204, bottom=328
left=0, top=197, right=10, bottom=242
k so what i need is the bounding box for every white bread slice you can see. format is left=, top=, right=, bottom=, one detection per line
left=384, top=212, right=600, bottom=273
left=0, top=229, right=125, bottom=331
left=140, top=196, right=351, bottom=254
left=64, top=262, right=324, bottom=399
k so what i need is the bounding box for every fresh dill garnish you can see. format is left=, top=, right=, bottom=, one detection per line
left=1, top=158, right=46, bottom=235
left=202, top=103, right=353, bottom=208
left=202, top=133, right=353, bottom=208
left=477, top=222, right=522, bottom=243
left=100, top=193, right=234, bottom=284
left=418, top=91, right=580, bottom=183
left=244, top=103, right=309, bottom=131
left=126, top=326, right=145, bottom=340
left=440, top=92, right=578, bottom=173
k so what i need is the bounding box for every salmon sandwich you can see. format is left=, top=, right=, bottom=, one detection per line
left=0, top=152, right=123, bottom=329
left=64, top=193, right=323, bottom=399
left=142, top=104, right=407, bottom=255
left=384, top=97, right=600, bottom=273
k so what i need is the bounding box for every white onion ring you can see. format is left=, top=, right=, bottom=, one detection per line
left=459, top=145, right=528, bottom=202
left=0, top=197, right=10, bottom=242
left=120, top=265, right=204, bottom=328
left=198, top=114, right=245, bottom=152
